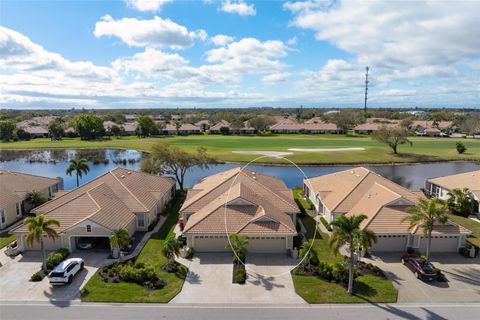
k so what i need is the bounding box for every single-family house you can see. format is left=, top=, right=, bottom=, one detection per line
left=180, top=168, right=299, bottom=253
left=12, top=168, right=175, bottom=252
left=304, top=167, right=471, bottom=253
left=412, top=121, right=452, bottom=136
left=0, top=171, right=63, bottom=230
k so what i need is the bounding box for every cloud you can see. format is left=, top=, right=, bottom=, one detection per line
left=286, top=0, right=480, bottom=68
left=93, top=15, right=206, bottom=49
left=262, top=72, right=290, bottom=85
left=220, top=1, right=256, bottom=16
left=210, top=34, right=235, bottom=46
left=125, top=0, right=172, bottom=12
left=286, top=36, right=297, bottom=46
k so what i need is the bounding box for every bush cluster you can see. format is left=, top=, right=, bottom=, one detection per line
left=98, top=261, right=166, bottom=290
left=30, top=271, right=44, bottom=282
left=46, top=248, right=70, bottom=270
left=357, top=261, right=385, bottom=278
left=233, top=264, right=246, bottom=284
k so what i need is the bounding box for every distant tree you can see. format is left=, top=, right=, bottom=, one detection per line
left=26, top=190, right=48, bottom=209
left=24, top=214, right=60, bottom=271
left=447, top=188, right=474, bottom=217
left=136, top=116, right=157, bottom=137
left=219, top=126, right=230, bottom=135
left=110, top=125, right=122, bottom=139
left=66, top=158, right=90, bottom=187
left=71, top=114, right=104, bottom=140
left=459, top=115, right=480, bottom=137
left=141, top=142, right=216, bottom=191
left=248, top=115, right=275, bottom=133
left=400, top=117, right=414, bottom=129
left=15, top=128, right=31, bottom=141
left=0, top=119, right=16, bottom=142
left=329, top=110, right=363, bottom=133
left=48, top=118, right=65, bottom=140
left=200, top=122, right=209, bottom=132
left=175, top=121, right=182, bottom=134
left=230, top=118, right=244, bottom=132
left=372, top=126, right=412, bottom=154
left=456, top=142, right=467, bottom=154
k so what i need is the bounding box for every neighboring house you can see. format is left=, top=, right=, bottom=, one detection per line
left=12, top=168, right=175, bottom=252
left=412, top=121, right=452, bottom=136
left=153, top=114, right=165, bottom=121
left=0, top=171, right=62, bottom=230
left=425, top=170, right=480, bottom=213
left=171, top=114, right=182, bottom=121
left=304, top=167, right=471, bottom=253
left=353, top=119, right=400, bottom=134
left=180, top=168, right=299, bottom=253
left=195, top=119, right=211, bottom=132
left=124, top=114, right=137, bottom=122
left=16, top=116, right=55, bottom=138
left=122, top=122, right=138, bottom=135
left=162, top=123, right=202, bottom=135
left=269, top=118, right=342, bottom=134
left=209, top=120, right=232, bottom=134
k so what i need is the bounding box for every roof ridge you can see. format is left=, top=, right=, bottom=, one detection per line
left=0, top=170, right=60, bottom=182
left=361, top=186, right=403, bottom=230
left=183, top=194, right=228, bottom=232
left=330, top=168, right=370, bottom=212
left=109, top=170, right=149, bottom=211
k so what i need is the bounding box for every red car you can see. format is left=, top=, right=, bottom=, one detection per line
left=401, top=255, right=437, bottom=281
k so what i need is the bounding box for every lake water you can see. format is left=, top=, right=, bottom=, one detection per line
left=0, top=149, right=479, bottom=190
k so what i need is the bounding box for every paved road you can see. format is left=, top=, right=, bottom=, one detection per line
left=1, top=302, right=479, bottom=320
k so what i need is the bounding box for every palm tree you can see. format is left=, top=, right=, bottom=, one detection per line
left=402, top=198, right=449, bottom=261
left=24, top=214, right=60, bottom=271
left=330, top=214, right=376, bottom=295
left=226, top=234, right=250, bottom=264
left=110, top=228, right=130, bottom=256
left=25, top=190, right=48, bottom=210
left=354, top=227, right=377, bottom=262
left=162, top=236, right=181, bottom=264
left=299, top=240, right=318, bottom=270
left=447, top=188, right=474, bottom=217
left=66, top=158, right=90, bottom=187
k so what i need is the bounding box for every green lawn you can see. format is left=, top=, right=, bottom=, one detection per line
left=448, top=214, right=480, bottom=248
left=0, top=233, right=15, bottom=249
left=81, top=194, right=188, bottom=303
left=2, top=134, right=479, bottom=165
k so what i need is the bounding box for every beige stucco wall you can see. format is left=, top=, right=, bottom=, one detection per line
left=0, top=202, right=20, bottom=230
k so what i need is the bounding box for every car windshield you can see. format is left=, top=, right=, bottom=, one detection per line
left=419, top=261, right=435, bottom=273
left=50, top=272, right=64, bottom=277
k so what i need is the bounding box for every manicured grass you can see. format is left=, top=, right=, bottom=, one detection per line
left=81, top=194, right=187, bottom=303
left=448, top=214, right=480, bottom=247
left=292, top=274, right=398, bottom=304
left=293, top=187, right=313, bottom=215
left=0, top=233, right=15, bottom=249
left=2, top=134, right=480, bottom=165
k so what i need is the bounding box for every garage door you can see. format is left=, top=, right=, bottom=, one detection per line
left=29, top=236, right=62, bottom=251
left=249, top=237, right=286, bottom=253
left=419, top=235, right=459, bottom=253
left=371, top=235, right=408, bottom=252
left=193, top=235, right=229, bottom=252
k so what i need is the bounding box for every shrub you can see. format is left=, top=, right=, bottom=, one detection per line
left=46, top=248, right=70, bottom=269
left=332, top=262, right=350, bottom=284
left=30, top=271, right=44, bottom=282
left=119, top=262, right=157, bottom=285
left=317, top=261, right=334, bottom=281
left=435, top=268, right=447, bottom=282
left=161, top=260, right=178, bottom=273
left=320, top=217, right=332, bottom=231
left=456, top=142, right=467, bottom=154
left=233, top=264, right=246, bottom=284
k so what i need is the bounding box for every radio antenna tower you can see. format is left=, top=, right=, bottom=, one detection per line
left=364, top=66, right=370, bottom=114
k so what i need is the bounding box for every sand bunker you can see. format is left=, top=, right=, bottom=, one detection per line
left=232, top=150, right=293, bottom=158
left=288, top=147, right=365, bottom=152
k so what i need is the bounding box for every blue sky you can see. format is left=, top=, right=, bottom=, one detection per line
left=0, top=0, right=478, bottom=109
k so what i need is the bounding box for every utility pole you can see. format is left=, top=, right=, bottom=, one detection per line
left=364, top=66, right=370, bottom=114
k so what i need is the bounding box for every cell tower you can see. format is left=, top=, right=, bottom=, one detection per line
left=364, top=66, right=370, bottom=114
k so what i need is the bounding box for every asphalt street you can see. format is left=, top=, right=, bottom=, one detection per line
left=1, top=302, right=479, bottom=320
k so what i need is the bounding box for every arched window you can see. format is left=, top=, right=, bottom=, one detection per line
left=86, top=225, right=92, bottom=233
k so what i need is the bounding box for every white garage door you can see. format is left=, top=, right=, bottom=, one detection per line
left=371, top=235, right=408, bottom=252
left=249, top=237, right=286, bottom=253
left=29, top=236, right=62, bottom=251
left=419, top=235, right=459, bottom=253
left=193, top=235, right=229, bottom=252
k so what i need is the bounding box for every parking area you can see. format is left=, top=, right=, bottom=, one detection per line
left=0, top=248, right=108, bottom=302
left=171, top=253, right=305, bottom=304
left=368, top=253, right=480, bottom=303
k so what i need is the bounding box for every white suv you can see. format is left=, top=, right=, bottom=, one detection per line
left=48, top=258, right=84, bottom=285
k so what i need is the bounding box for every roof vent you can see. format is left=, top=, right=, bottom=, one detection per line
left=121, top=175, right=125, bottom=178
left=350, top=170, right=354, bottom=174
left=127, top=171, right=131, bottom=175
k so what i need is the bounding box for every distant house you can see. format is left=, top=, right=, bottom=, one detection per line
left=269, top=118, right=341, bottom=134
left=122, top=122, right=138, bottom=135
left=209, top=120, right=255, bottom=134
left=0, top=171, right=63, bottom=230
left=162, top=123, right=201, bottom=135
left=195, top=120, right=211, bottom=132
left=425, top=170, right=480, bottom=213
left=124, top=114, right=137, bottom=122
left=412, top=121, right=452, bottom=136
left=304, top=167, right=471, bottom=253
left=353, top=118, right=400, bottom=134
left=16, top=116, right=55, bottom=138
left=209, top=120, right=232, bottom=134
left=153, top=114, right=165, bottom=121
left=12, top=168, right=175, bottom=252
left=171, top=114, right=182, bottom=121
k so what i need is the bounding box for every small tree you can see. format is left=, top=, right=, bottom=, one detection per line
left=137, top=116, right=157, bottom=137
left=110, top=125, right=122, bottom=139
left=402, top=198, right=449, bottom=261
left=15, top=128, right=31, bottom=141
left=162, top=235, right=181, bottom=264
left=447, top=188, right=474, bottom=217
left=24, top=214, right=60, bottom=271
left=248, top=115, right=275, bottom=133
left=71, top=114, right=104, bottom=140
left=456, top=142, right=467, bottom=154
left=298, top=240, right=318, bottom=271
left=372, top=126, right=412, bottom=154
left=219, top=126, right=230, bottom=135
left=48, top=118, right=65, bottom=140
left=66, top=158, right=90, bottom=187
left=25, top=190, right=48, bottom=209
left=226, top=234, right=249, bottom=264
left=0, top=119, right=16, bottom=142
left=110, top=228, right=130, bottom=256
left=329, top=110, right=363, bottom=133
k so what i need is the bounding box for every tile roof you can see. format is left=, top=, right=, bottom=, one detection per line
left=427, top=170, right=480, bottom=194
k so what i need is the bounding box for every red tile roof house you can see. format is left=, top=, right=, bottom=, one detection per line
left=162, top=123, right=202, bottom=135
left=209, top=120, right=256, bottom=134
left=304, top=167, right=470, bottom=253
left=412, top=121, right=453, bottom=136
left=11, top=168, right=175, bottom=253
left=269, top=118, right=342, bottom=134
left=180, top=168, right=299, bottom=253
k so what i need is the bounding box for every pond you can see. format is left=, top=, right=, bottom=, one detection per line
left=0, top=149, right=479, bottom=190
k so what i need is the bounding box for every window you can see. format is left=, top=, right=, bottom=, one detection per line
left=0, top=210, right=5, bottom=224
left=16, top=203, right=22, bottom=216
left=137, top=214, right=145, bottom=228
left=86, top=225, right=92, bottom=233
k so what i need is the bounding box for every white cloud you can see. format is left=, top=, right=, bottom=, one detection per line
left=286, top=0, right=480, bottom=68
left=125, top=0, right=172, bottom=12
left=283, top=0, right=331, bottom=13
left=220, top=1, right=256, bottom=16
left=286, top=36, right=298, bottom=46
left=210, top=34, right=235, bottom=46
left=262, top=72, right=290, bottom=85
left=93, top=15, right=206, bottom=49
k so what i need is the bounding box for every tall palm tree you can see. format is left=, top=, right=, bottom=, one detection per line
left=226, top=234, right=250, bottom=264
left=447, top=188, right=474, bottom=217
left=162, top=236, right=181, bottom=264
left=25, top=190, right=48, bottom=210
left=110, top=228, right=130, bottom=255
left=24, top=214, right=60, bottom=271
left=402, top=198, right=449, bottom=261
left=330, top=214, right=376, bottom=295
left=66, top=158, right=90, bottom=187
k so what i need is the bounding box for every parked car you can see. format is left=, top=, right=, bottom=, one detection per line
left=78, top=238, right=95, bottom=249
left=48, top=258, right=84, bottom=285
left=401, top=255, right=437, bottom=281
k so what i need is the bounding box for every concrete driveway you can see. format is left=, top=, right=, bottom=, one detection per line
left=0, top=249, right=108, bottom=302
left=368, top=253, right=480, bottom=303
left=171, top=253, right=305, bottom=304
